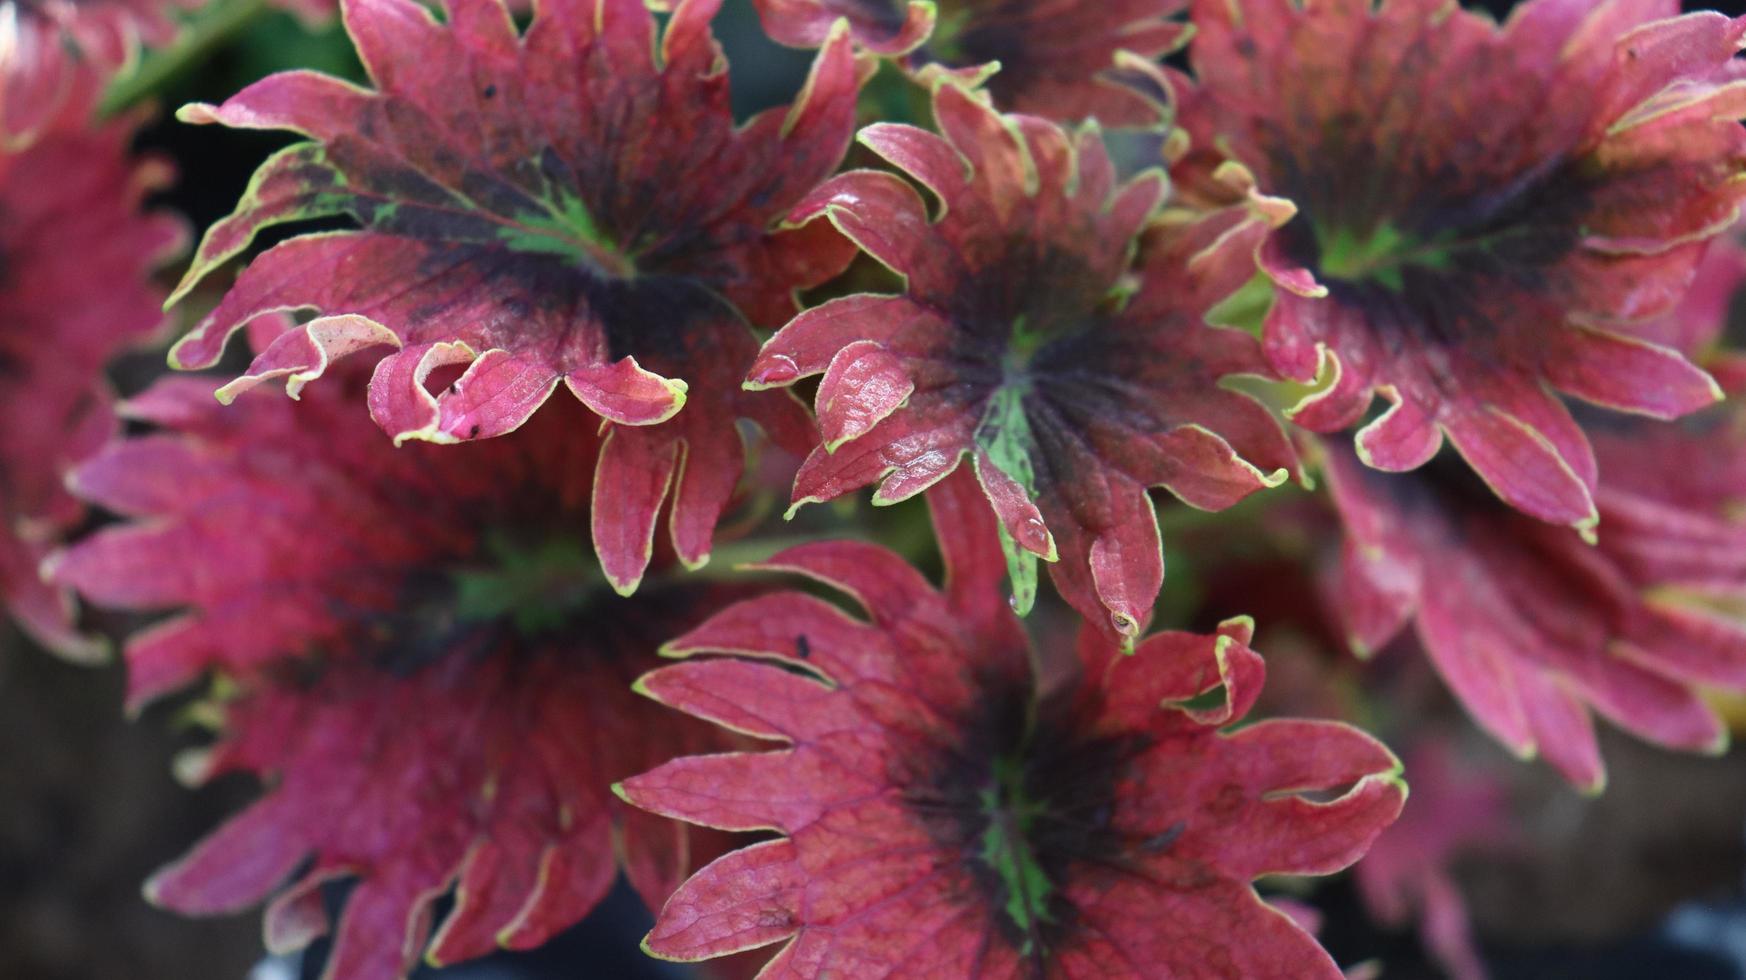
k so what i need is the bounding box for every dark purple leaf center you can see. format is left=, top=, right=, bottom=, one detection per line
left=1269, top=138, right=1593, bottom=311
left=895, top=675, right=1156, bottom=957
left=335, top=531, right=599, bottom=677
left=396, top=242, right=745, bottom=371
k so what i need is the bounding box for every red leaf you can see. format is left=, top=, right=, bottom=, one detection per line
left=50, top=339, right=766, bottom=975
left=1317, top=413, right=1746, bottom=791
left=1355, top=740, right=1510, bottom=980
left=816, top=339, right=913, bottom=452
left=756, top=82, right=1294, bottom=640
left=621, top=515, right=1404, bottom=976
left=146, top=641, right=730, bottom=979
left=754, top=0, right=1189, bottom=126
left=164, top=0, right=864, bottom=590
left=1185, top=0, right=1745, bottom=530
left=1626, top=228, right=1746, bottom=391
left=0, top=98, right=185, bottom=658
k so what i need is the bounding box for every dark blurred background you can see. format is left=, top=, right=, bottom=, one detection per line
left=8, top=1, right=1746, bottom=978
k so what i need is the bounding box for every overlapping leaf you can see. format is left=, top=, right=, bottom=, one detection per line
left=750, top=80, right=1294, bottom=640
left=1354, top=741, right=1508, bottom=980
left=618, top=469, right=1404, bottom=977
left=755, top=0, right=1187, bottom=125
left=1185, top=0, right=1746, bottom=531
left=166, top=0, right=866, bottom=592
left=49, top=337, right=750, bottom=977
left=0, top=92, right=184, bottom=658
left=1315, top=207, right=1746, bottom=789
left=144, top=644, right=732, bottom=980
left=1318, top=422, right=1746, bottom=791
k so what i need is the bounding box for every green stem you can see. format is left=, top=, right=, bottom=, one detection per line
left=100, top=0, right=271, bottom=118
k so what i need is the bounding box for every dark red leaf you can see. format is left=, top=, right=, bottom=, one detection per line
left=755, top=0, right=1188, bottom=126
left=1355, top=740, right=1509, bottom=980
left=1318, top=412, right=1746, bottom=790
left=0, top=96, right=185, bottom=658
left=620, top=472, right=1404, bottom=976
left=164, top=0, right=866, bottom=591
left=50, top=333, right=757, bottom=976
left=1186, top=0, right=1746, bottom=531
left=752, top=81, right=1295, bottom=641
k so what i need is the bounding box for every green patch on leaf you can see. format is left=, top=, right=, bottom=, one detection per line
left=979, top=754, right=1055, bottom=953
left=453, top=531, right=604, bottom=635
left=1312, top=218, right=1545, bottom=293
left=1315, top=222, right=1455, bottom=291
left=1318, top=223, right=1406, bottom=289
left=498, top=183, right=636, bottom=279
left=975, top=384, right=1043, bottom=615
left=1004, top=313, right=1051, bottom=372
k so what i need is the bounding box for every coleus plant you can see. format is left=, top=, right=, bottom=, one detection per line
left=752, top=0, right=1189, bottom=125
left=748, top=80, right=1296, bottom=640
left=619, top=470, right=1406, bottom=977
left=1315, top=415, right=1746, bottom=792
left=163, top=0, right=865, bottom=593
left=1317, top=226, right=1746, bottom=791
left=13, top=0, right=1746, bottom=976
left=1355, top=739, right=1510, bottom=980
left=50, top=320, right=756, bottom=978
left=1182, top=0, right=1746, bottom=531
left=0, top=86, right=185, bottom=659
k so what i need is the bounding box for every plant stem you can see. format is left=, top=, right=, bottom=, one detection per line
left=100, top=0, right=271, bottom=118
